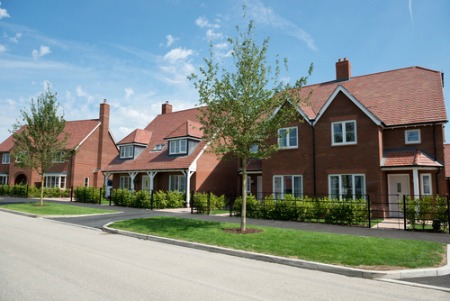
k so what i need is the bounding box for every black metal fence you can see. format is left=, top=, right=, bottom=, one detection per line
left=190, top=192, right=450, bottom=233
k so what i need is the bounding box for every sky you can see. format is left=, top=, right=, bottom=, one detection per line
left=0, top=0, right=449, bottom=144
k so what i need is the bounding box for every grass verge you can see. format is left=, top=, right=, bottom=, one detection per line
left=1, top=202, right=117, bottom=215
left=109, top=216, right=446, bottom=269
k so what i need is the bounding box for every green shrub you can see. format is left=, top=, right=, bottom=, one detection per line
left=192, top=192, right=226, bottom=213
left=166, top=191, right=185, bottom=208
left=153, top=190, right=168, bottom=209
left=234, top=195, right=261, bottom=218
left=112, top=189, right=133, bottom=207
left=133, top=190, right=151, bottom=208
left=74, top=186, right=101, bottom=203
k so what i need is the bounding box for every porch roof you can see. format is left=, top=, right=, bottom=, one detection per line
left=381, top=149, right=443, bottom=168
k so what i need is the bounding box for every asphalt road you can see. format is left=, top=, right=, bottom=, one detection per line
left=1, top=211, right=449, bottom=301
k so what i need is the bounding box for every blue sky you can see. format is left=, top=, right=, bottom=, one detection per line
left=0, top=0, right=449, bottom=144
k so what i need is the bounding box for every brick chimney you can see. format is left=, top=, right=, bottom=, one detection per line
left=97, top=99, right=110, bottom=174
left=336, top=58, right=351, bottom=81
left=162, top=101, right=172, bottom=114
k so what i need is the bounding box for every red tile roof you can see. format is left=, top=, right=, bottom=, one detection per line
left=0, top=119, right=100, bottom=152
left=104, top=108, right=206, bottom=172
left=294, top=66, right=447, bottom=126
left=382, top=149, right=443, bottom=168
left=118, top=129, right=152, bottom=145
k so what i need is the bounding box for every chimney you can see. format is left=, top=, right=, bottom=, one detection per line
left=97, top=99, right=110, bottom=176
left=336, top=58, right=351, bottom=81
left=162, top=101, right=172, bottom=114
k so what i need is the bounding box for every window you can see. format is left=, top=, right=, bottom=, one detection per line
left=84, top=177, right=89, bottom=187
left=120, top=176, right=131, bottom=190
left=273, top=175, right=303, bottom=199
left=421, top=174, right=432, bottom=196
left=152, top=144, right=165, bottom=152
left=250, top=145, right=259, bottom=153
left=332, top=121, right=356, bottom=145
left=2, top=153, right=10, bottom=164
left=169, top=139, right=187, bottom=155
left=52, top=151, right=66, bottom=163
left=329, top=174, right=365, bottom=200
left=120, top=145, right=134, bottom=159
left=246, top=176, right=251, bottom=195
left=169, top=175, right=186, bottom=192
left=44, top=175, right=66, bottom=189
left=278, top=127, right=298, bottom=149
left=405, top=129, right=421, bottom=144
left=0, top=175, right=8, bottom=185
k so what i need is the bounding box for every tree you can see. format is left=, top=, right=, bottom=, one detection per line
left=11, top=86, right=69, bottom=206
left=190, top=14, right=313, bottom=231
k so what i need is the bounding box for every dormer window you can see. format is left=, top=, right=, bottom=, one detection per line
left=169, top=139, right=187, bottom=155
left=152, top=144, right=165, bottom=152
left=120, top=145, right=134, bottom=159
left=405, top=129, right=421, bottom=144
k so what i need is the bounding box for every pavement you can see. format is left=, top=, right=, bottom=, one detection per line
left=1, top=196, right=450, bottom=292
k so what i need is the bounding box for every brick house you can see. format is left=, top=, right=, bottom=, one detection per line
left=0, top=100, right=118, bottom=189
left=102, top=102, right=238, bottom=206
left=253, top=59, right=447, bottom=217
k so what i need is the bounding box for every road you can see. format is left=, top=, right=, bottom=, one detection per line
left=1, top=212, right=449, bottom=301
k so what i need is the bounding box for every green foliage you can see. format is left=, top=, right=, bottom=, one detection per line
left=189, top=9, right=312, bottom=230
left=435, top=195, right=449, bottom=231
left=11, top=86, right=70, bottom=206
left=74, top=186, right=102, bottom=204
left=111, top=189, right=185, bottom=209
left=233, top=195, right=369, bottom=225
left=192, top=192, right=226, bottom=213
left=0, top=184, right=69, bottom=198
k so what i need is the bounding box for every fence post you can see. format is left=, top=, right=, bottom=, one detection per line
left=403, top=195, right=407, bottom=231
left=99, top=188, right=103, bottom=205
left=191, top=191, right=194, bottom=214
left=26, top=184, right=29, bottom=198
left=70, top=186, right=73, bottom=202
left=207, top=191, right=211, bottom=215
left=367, top=194, right=371, bottom=228
left=229, top=193, right=234, bottom=217
left=150, top=190, right=154, bottom=210
left=109, top=189, right=113, bottom=206
left=447, top=195, right=450, bottom=235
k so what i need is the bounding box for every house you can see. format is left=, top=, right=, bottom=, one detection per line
left=0, top=100, right=118, bottom=189
left=255, top=58, right=447, bottom=217
left=102, top=102, right=238, bottom=206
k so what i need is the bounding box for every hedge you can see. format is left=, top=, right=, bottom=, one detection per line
left=111, top=189, right=185, bottom=209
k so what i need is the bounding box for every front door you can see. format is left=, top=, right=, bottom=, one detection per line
left=388, top=174, right=410, bottom=217
left=142, top=175, right=150, bottom=192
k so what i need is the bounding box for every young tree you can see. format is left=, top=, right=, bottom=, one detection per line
left=12, top=86, right=69, bottom=206
left=190, top=16, right=312, bottom=231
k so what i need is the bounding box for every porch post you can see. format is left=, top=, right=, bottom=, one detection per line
left=146, top=171, right=158, bottom=192
left=183, top=169, right=195, bottom=207
left=128, top=171, right=138, bottom=191
left=412, top=168, right=419, bottom=198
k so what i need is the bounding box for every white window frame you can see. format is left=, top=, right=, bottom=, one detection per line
left=0, top=174, right=8, bottom=185
left=332, top=120, right=357, bottom=146
left=2, top=153, right=10, bottom=164
left=44, top=174, right=67, bottom=189
left=328, top=174, right=366, bottom=200
left=119, top=176, right=131, bottom=190
left=405, top=129, right=421, bottom=144
left=169, top=139, right=187, bottom=155
left=120, top=145, right=134, bottom=159
left=169, top=175, right=186, bottom=192
left=273, top=175, right=303, bottom=199
left=278, top=127, right=298, bottom=149
left=420, top=173, right=432, bottom=196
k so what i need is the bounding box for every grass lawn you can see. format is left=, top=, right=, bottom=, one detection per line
left=1, top=202, right=117, bottom=215
left=109, top=216, right=446, bottom=269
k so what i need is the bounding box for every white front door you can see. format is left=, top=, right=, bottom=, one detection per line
left=142, top=175, right=150, bottom=192
left=387, top=174, right=410, bottom=217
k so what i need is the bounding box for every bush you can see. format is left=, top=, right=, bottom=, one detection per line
left=192, top=192, right=226, bottom=213
left=74, top=186, right=101, bottom=203
left=133, top=190, right=151, bottom=208
left=166, top=191, right=185, bottom=208
left=233, top=195, right=261, bottom=218
left=112, top=189, right=133, bottom=207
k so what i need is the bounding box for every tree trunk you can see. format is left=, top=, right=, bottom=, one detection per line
left=40, top=174, right=44, bottom=207
left=240, top=158, right=247, bottom=232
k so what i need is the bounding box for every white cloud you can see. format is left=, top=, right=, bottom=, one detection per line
left=124, top=87, right=134, bottom=99
left=206, top=29, right=222, bottom=40
left=408, top=0, right=414, bottom=27
left=0, top=44, right=6, bottom=53
left=32, top=45, right=51, bottom=60
left=163, top=47, right=193, bottom=63
left=195, top=16, right=223, bottom=41
left=246, top=0, right=317, bottom=51
left=10, top=32, right=22, bottom=43
left=195, top=16, right=209, bottom=28
left=166, top=34, right=176, bottom=47
left=0, top=5, right=10, bottom=19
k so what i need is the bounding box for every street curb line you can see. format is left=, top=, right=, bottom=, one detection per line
left=102, top=223, right=450, bottom=280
